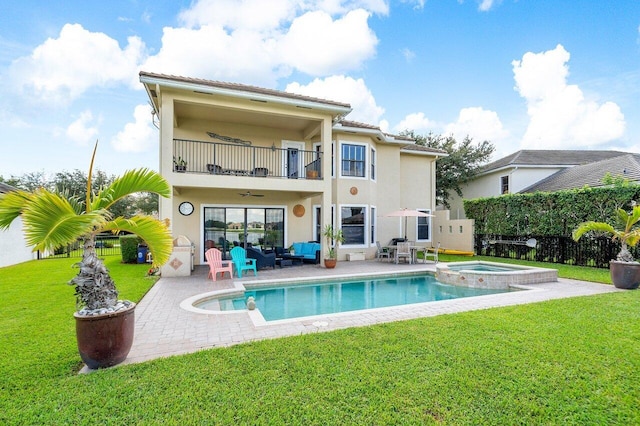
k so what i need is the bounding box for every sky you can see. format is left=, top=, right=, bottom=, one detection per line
left=1, top=0, right=639, bottom=178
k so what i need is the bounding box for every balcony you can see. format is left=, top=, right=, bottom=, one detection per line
left=172, top=139, right=322, bottom=179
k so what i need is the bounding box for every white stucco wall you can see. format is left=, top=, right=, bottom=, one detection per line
left=0, top=217, right=35, bottom=268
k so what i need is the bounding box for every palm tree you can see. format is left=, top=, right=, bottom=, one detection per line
left=572, top=205, right=640, bottom=263
left=0, top=143, right=173, bottom=312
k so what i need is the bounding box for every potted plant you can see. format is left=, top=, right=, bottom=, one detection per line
left=173, top=156, right=187, bottom=172
left=572, top=205, right=640, bottom=289
left=322, top=224, right=345, bottom=269
left=0, top=142, right=173, bottom=368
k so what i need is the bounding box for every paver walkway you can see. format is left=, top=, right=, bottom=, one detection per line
left=123, top=260, right=619, bottom=366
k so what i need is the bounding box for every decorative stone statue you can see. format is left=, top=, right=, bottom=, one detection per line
left=246, top=296, right=256, bottom=310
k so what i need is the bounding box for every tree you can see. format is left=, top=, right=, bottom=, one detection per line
left=403, top=131, right=495, bottom=209
left=2, top=169, right=160, bottom=217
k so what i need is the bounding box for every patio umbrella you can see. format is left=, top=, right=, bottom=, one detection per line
left=385, top=208, right=435, bottom=240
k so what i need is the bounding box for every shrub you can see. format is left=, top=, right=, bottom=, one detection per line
left=120, top=235, right=142, bottom=263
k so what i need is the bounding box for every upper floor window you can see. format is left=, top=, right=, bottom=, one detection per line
left=501, top=176, right=509, bottom=194
left=341, top=143, right=366, bottom=177
left=370, top=147, right=376, bottom=181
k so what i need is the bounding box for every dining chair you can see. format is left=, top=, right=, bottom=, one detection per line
left=375, top=241, right=391, bottom=262
left=423, top=242, right=440, bottom=264
left=395, top=242, right=412, bottom=264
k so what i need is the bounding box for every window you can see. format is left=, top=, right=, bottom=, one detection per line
left=370, top=206, right=376, bottom=245
left=416, top=209, right=431, bottom=242
left=501, top=176, right=509, bottom=194
left=341, top=143, right=366, bottom=177
left=341, top=206, right=366, bottom=245
left=370, top=147, right=376, bottom=181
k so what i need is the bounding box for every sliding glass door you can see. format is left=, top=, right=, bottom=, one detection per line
left=203, top=207, right=284, bottom=259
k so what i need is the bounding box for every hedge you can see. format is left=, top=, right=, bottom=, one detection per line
left=464, top=185, right=640, bottom=237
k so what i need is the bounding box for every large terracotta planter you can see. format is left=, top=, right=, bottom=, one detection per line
left=609, top=260, right=640, bottom=290
left=324, top=258, right=337, bottom=269
left=74, top=303, right=136, bottom=369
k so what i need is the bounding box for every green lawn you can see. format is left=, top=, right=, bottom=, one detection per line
left=1, top=256, right=638, bottom=424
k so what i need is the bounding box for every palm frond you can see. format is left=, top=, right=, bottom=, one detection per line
left=103, top=215, right=173, bottom=266
left=91, top=169, right=170, bottom=212
left=0, top=190, right=33, bottom=229
left=571, top=221, right=617, bottom=242
left=20, top=190, right=106, bottom=251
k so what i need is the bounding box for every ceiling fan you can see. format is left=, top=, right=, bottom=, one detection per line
left=238, top=191, right=264, bottom=197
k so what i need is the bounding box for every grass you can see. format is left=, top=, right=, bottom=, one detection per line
left=1, top=256, right=638, bottom=424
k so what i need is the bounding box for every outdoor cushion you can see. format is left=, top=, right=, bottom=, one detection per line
left=291, top=242, right=321, bottom=263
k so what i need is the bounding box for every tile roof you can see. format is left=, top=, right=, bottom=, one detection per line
left=519, top=153, right=640, bottom=193
left=401, top=144, right=448, bottom=155
left=480, top=149, right=629, bottom=173
left=139, top=71, right=351, bottom=110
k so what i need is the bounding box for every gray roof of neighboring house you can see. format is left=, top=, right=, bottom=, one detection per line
left=0, top=182, right=17, bottom=194
left=480, top=149, right=629, bottom=174
left=519, top=153, right=640, bottom=193
left=139, top=71, right=351, bottom=110
left=401, top=144, right=448, bottom=156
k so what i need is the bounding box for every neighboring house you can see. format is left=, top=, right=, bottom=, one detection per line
left=0, top=182, right=35, bottom=268
left=139, top=71, right=450, bottom=267
left=448, top=150, right=630, bottom=219
left=520, top=153, right=640, bottom=193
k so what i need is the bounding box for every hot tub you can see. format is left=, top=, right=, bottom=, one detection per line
left=436, top=261, right=557, bottom=289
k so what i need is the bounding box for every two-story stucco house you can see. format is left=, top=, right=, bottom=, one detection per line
left=140, top=72, right=447, bottom=269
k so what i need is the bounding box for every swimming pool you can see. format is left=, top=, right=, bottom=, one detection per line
left=193, top=273, right=517, bottom=321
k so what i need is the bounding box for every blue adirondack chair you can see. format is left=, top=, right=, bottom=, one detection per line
left=230, top=246, right=257, bottom=278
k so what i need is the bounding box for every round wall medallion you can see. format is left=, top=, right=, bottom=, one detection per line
left=293, top=204, right=305, bottom=217
left=350, top=186, right=358, bottom=195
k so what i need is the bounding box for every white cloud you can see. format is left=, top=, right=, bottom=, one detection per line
left=9, top=24, right=146, bottom=104
left=513, top=44, right=625, bottom=148
left=281, top=9, right=377, bottom=75
left=66, top=110, right=100, bottom=145
left=444, top=107, right=509, bottom=142
left=146, top=6, right=378, bottom=84
left=110, top=104, right=156, bottom=153
left=401, top=47, right=416, bottom=63
left=478, top=0, right=498, bottom=11
left=394, top=112, right=437, bottom=134
left=286, top=75, right=385, bottom=124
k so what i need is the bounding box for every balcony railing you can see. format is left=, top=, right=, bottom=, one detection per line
left=172, top=138, right=322, bottom=179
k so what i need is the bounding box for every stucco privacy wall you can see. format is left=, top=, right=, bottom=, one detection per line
left=432, top=210, right=474, bottom=253
left=0, top=217, right=35, bottom=268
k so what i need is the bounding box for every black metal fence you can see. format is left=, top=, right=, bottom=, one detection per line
left=474, top=234, right=639, bottom=268
left=40, top=236, right=122, bottom=259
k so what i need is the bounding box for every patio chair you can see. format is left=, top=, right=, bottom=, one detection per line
left=230, top=246, right=257, bottom=278
left=423, top=242, right=440, bottom=264
left=394, top=242, right=412, bottom=264
left=205, top=248, right=233, bottom=281
left=375, top=241, right=391, bottom=262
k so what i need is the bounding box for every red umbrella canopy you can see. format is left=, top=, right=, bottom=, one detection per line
left=385, top=209, right=435, bottom=240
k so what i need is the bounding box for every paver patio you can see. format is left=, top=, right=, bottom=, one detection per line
left=123, top=260, right=619, bottom=366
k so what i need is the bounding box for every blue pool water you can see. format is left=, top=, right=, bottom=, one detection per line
left=216, top=274, right=516, bottom=321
